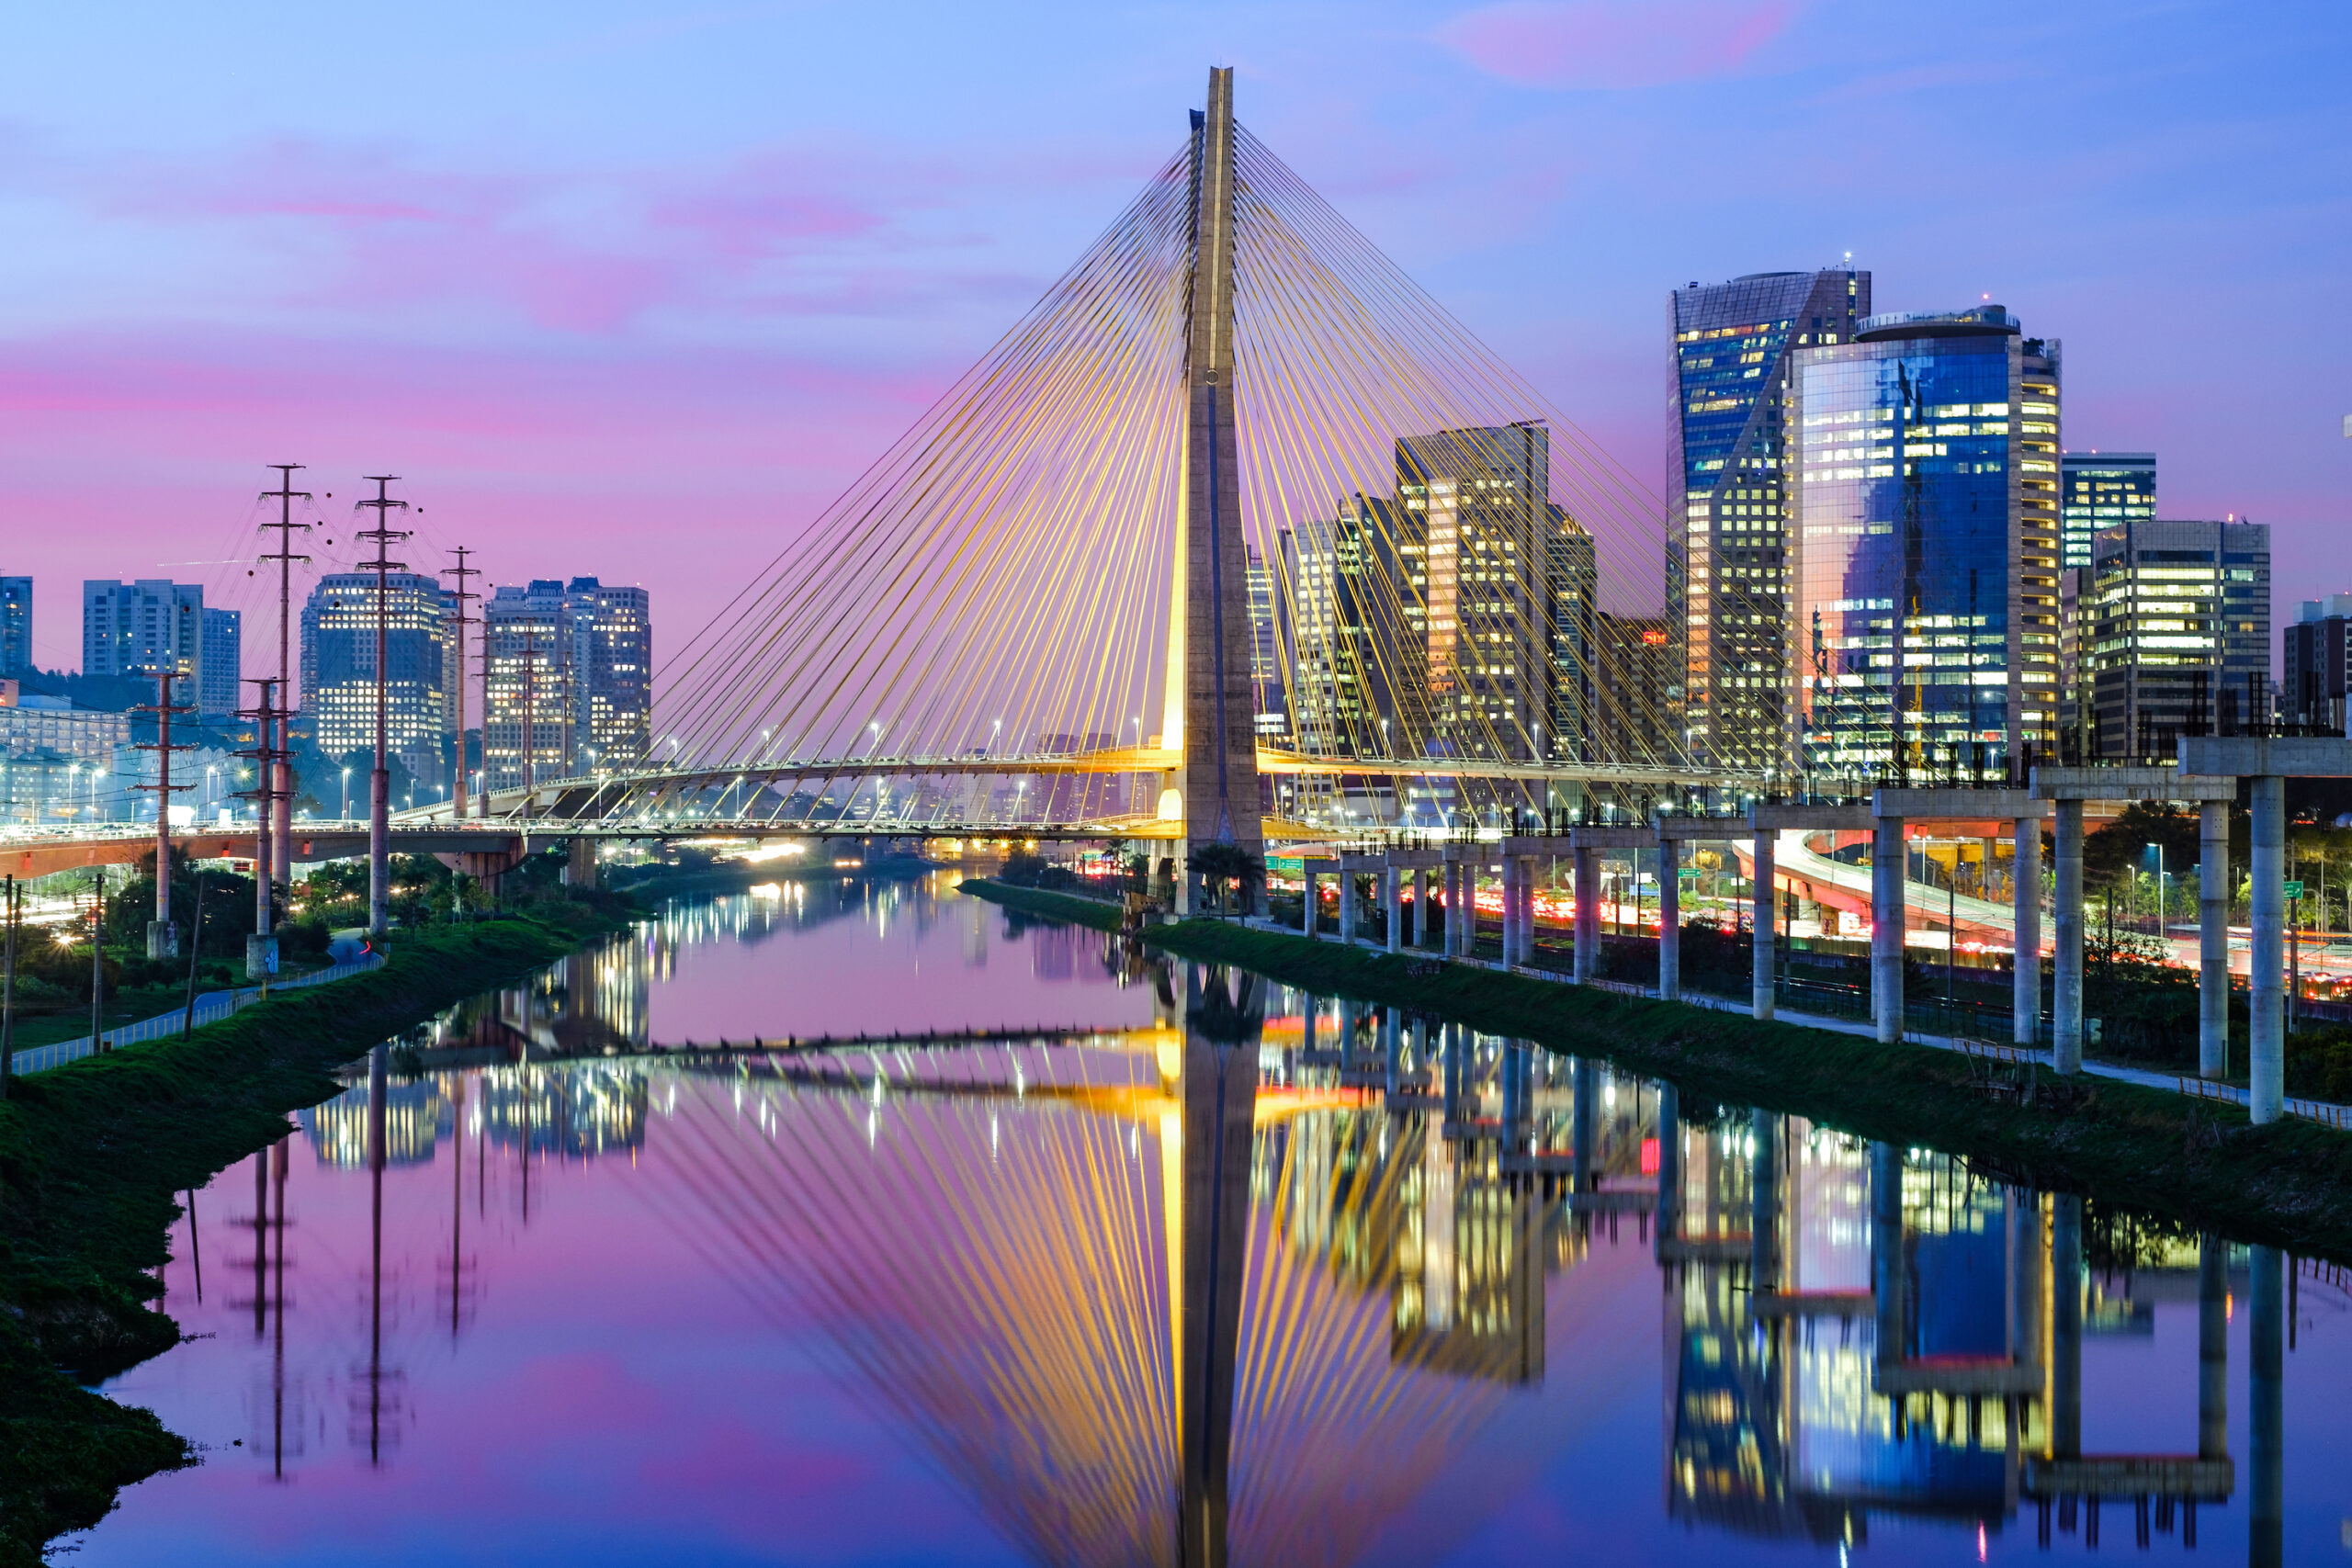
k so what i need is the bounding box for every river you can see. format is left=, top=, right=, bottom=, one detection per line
left=65, top=872, right=2352, bottom=1564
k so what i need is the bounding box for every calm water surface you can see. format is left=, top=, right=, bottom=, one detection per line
left=69, top=873, right=2352, bottom=1564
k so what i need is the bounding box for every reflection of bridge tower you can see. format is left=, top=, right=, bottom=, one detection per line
left=1170, top=67, right=1266, bottom=912
left=1176, top=965, right=1259, bottom=1568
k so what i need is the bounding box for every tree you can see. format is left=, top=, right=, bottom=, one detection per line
left=1188, top=842, right=1262, bottom=918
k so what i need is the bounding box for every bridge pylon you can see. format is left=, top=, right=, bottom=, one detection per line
left=1171, top=65, right=1265, bottom=915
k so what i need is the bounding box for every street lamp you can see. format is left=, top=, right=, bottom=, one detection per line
left=2146, top=841, right=2169, bottom=949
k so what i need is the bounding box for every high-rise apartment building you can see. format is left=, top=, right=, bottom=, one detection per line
left=1787, top=304, right=2063, bottom=778
left=299, top=571, right=448, bottom=776
left=1670, top=268, right=1870, bottom=774
left=562, top=578, right=651, bottom=769
left=1396, top=423, right=1583, bottom=762
left=1245, top=546, right=1286, bottom=739
left=482, top=581, right=573, bottom=791
left=2086, top=520, right=2270, bottom=756
left=198, top=607, right=240, bottom=717
left=83, top=580, right=204, bottom=684
left=1282, top=496, right=1410, bottom=761
left=2060, top=452, right=2154, bottom=571
left=0, top=579, right=30, bottom=674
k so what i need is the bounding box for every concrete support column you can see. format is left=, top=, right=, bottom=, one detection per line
left=2250, top=774, right=2285, bottom=1123
left=2013, top=815, right=2041, bottom=1047
left=1573, top=846, right=1598, bottom=983
left=1339, top=871, right=1358, bottom=946
left=2198, top=1235, right=2228, bottom=1461
left=1301, top=868, right=1317, bottom=939
left=1499, top=858, right=1520, bottom=965
left=1751, top=831, right=1775, bottom=1021
left=1871, top=816, right=1905, bottom=1044
left=2054, top=798, right=2085, bottom=1073
left=1749, top=1108, right=1780, bottom=1292
left=1440, top=862, right=1458, bottom=956
left=2250, top=1245, right=2284, bottom=1568
left=2200, top=800, right=2231, bottom=1079
left=1413, top=869, right=1430, bottom=948
left=1384, top=867, right=1402, bottom=954
left=1658, top=839, right=1680, bottom=1001
left=1518, top=858, right=1538, bottom=964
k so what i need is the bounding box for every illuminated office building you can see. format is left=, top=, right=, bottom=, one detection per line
left=2086, top=519, right=2270, bottom=756
left=299, top=570, right=449, bottom=776
left=2061, top=451, right=2154, bottom=571
left=0, top=578, right=29, bottom=674
left=1787, top=304, right=2063, bottom=777
left=198, top=607, right=240, bottom=716
left=1671, top=268, right=1871, bottom=774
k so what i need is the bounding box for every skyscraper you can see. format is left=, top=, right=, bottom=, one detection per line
left=562, top=578, right=651, bottom=770
left=2286, top=592, right=2352, bottom=734
left=0, top=578, right=29, bottom=674
left=1396, top=423, right=1576, bottom=762
left=2086, top=519, right=2270, bottom=756
left=83, top=579, right=203, bottom=682
left=1787, top=304, right=2063, bottom=778
left=1670, top=268, right=1871, bottom=775
left=482, top=581, right=572, bottom=791
left=197, top=607, right=240, bottom=717
left=299, top=571, right=448, bottom=776
left=1244, top=547, right=1286, bottom=740
left=2060, top=451, right=2154, bottom=570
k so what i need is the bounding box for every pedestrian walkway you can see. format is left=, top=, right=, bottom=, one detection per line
left=7, top=952, right=388, bottom=1077
left=1244, top=917, right=2352, bottom=1131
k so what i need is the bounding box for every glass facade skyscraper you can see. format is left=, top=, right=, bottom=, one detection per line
left=1787, top=305, right=2063, bottom=778
left=1670, top=268, right=1870, bottom=775
left=0, top=578, right=30, bottom=675
left=2060, top=451, right=2154, bottom=570
left=300, top=571, right=448, bottom=776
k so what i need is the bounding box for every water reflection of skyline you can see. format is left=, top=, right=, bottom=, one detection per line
left=107, top=893, right=2341, bottom=1566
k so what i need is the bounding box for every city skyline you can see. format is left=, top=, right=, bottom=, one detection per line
left=0, top=3, right=2340, bottom=678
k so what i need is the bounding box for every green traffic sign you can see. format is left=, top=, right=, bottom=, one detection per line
left=1678, top=868, right=1700, bottom=881
left=2285, top=881, right=2305, bottom=899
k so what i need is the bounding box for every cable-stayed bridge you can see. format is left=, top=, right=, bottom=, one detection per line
left=389, top=67, right=1732, bottom=908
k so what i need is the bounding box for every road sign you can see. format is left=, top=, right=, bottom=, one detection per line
left=1678, top=868, right=1700, bottom=881
left=2284, top=881, right=2304, bottom=899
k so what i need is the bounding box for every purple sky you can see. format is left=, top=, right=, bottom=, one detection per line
left=3, top=1, right=2345, bottom=679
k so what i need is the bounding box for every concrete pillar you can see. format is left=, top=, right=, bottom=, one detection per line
left=1301, top=867, right=1317, bottom=938
left=1517, top=858, right=1537, bottom=964
left=1499, top=857, right=1520, bottom=965
left=1871, top=1142, right=1903, bottom=1370
left=2053, top=797, right=2085, bottom=1073
left=2013, top=815, right=2041, bottom=1047
left=1573, top=846, right=1598, bottom=983
left=2198, top=1235, right=2228, bottom=1461
left=1751, top=830, right=1775, bottom=1020
left=2250, top=774, right=2284, bottom=1123
left=1339, top=998, right=1358, bottom=1057
left=2249, top=1245, right=2284, bottom=1568
left=1658, top=838, right=1680, bottom=1001
left=1339, top=870, right=1358, bottom=945
left=2200, top=800, right=2231, bottom=1079
left=2051, top=1193, right=2083, bottom=1461
left=565, top=835, right=597, bottom=888
left=1413, top=869, right=1430, bottom=948
left=1871, top=816, right=1905, bottom=1044
left=1384, top=866, right=1402, bottom=954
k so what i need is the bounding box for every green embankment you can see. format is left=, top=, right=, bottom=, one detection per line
left=0, top=905, right=635, bottom=1566
left=961, top=879, right=2352, bottom=1262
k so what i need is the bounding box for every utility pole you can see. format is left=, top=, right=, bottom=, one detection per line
left=132, top=669, right=194, bottom=958
left=238, top=677, right=282, bottom=981
left=259, top=465, right=311, bottom=903
left=356, top=478, right=411, bottom=939
left=477, top=604, right=493, bottom=819
left=88, top=871, right=105, bottom=1049
left=442, top=547, right=479, bottom=820
left=3, top=875, right=17, bottom=1098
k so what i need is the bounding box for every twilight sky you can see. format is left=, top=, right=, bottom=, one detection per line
left=1, top=0, right=2345, bottom=680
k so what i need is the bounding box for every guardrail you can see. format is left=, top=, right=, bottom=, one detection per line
left=7, top=952, right=388, bottom=1076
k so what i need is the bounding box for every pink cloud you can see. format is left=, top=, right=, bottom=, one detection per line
left=1437, top=0, right=1800, bottom=90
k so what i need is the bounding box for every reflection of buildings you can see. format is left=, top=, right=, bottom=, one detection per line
left=304, top=1078, right=447, bottom=1168
left=1656, top=1097, right=2268, bottom=1556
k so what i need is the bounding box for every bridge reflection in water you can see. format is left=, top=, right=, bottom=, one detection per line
left=272, top=926, right=2301, bottom=1566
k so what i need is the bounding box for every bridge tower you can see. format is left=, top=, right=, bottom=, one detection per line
left=1169, top=66, right=1266, bottom=914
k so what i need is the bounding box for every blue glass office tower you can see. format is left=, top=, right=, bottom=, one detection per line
left=1788, top=306, right=2063, bottom=778
left=1670, top=268, right=1870, bottom=774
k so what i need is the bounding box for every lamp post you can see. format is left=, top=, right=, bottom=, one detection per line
left=2147, top=841, right=2168, bottom=953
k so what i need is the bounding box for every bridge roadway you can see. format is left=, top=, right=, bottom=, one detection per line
left=392, top=747, right=1747, bottom=829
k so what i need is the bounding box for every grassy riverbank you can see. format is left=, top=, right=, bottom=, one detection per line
left=0, top=898, right=638, bottom=1566
left=961, top=878, right=2352, bottom=1262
